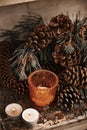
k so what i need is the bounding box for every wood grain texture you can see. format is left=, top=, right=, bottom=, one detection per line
left=0, top=0, right=87, bottom=32
left=0, top=0, right=37, bottom=6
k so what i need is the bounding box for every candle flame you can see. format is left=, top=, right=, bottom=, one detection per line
left=12, top=108, right=16, bottom=113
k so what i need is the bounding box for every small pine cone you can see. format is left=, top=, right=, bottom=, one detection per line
left=60, top=66, right=87, bottom=88
left=49, top=14, right=73, bottom=37
left=28, top=24, right=54, bottom=52
left=57, top=86, right=83, bottom=112
left=52, top=42, right=81, bottom=67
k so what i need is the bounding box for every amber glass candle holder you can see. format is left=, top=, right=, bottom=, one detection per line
left=28, top=69, right=58, bottom=107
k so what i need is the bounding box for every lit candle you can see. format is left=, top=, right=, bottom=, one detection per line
left=37, top=85, right=48, bottom=94
left=22, top=108, right=39, bottom=127
left=37, top=85, right=48, bottom=90
left=28, top=69, right=59, bottom=107
left=5, top=103, right=23, bottom=119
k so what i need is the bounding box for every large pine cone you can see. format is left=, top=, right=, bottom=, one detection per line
left=27, top=24, right=54, bottom=52
left=0, top=40, right=29, bottom=95
left=49, top=14, right=73, bottom=37
left=52, top=41, right=81, bottom=67
left=59, top=66, right=87, bottom=88
left=57, top=85, right=83, bottom=112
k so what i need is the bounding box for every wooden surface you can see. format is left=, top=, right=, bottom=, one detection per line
left=0, top=0, right=87, bottom=31
left=0, top=0, right=37, bottom=7
left=47, top=119, right=87, bottom=130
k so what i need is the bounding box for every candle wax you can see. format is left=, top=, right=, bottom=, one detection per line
left=5, top=103, right=22, bottom=117
left=22, top=108, right=39, bottom=123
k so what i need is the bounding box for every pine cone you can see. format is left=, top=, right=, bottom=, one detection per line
left=49, top=14, right=73, bottom=37
left=0, top=40, right=29, bottom=95
left=52, top=40, right=81, bottom=67
left=57, top=85, right=83, bottom=112
left=60, top=66, right=87, bottom=88
left=27, top=24, right=54, bottom=52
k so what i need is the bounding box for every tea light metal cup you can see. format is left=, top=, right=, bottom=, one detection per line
left=28, top=69, right=59, bottom=107
left=22, top=108, right=39, bottom=127
left=5, top=103, right=23, bottom=119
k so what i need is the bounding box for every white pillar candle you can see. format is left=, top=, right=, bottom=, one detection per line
left=5, top=103, right=23, bottom=119
left=22, top=108, right=39, bottom=127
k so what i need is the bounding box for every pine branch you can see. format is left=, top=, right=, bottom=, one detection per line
left=0, top=12, right=44, bottom=42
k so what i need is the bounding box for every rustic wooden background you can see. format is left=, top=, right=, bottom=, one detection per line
left=0, top=0, right=37, bottom=6
left=0, top=0, right=87, bottom=32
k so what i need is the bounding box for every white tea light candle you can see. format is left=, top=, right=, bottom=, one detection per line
left=22, top=108, right=39, bottom=126
left=5, top=103, right=23, bottom=119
